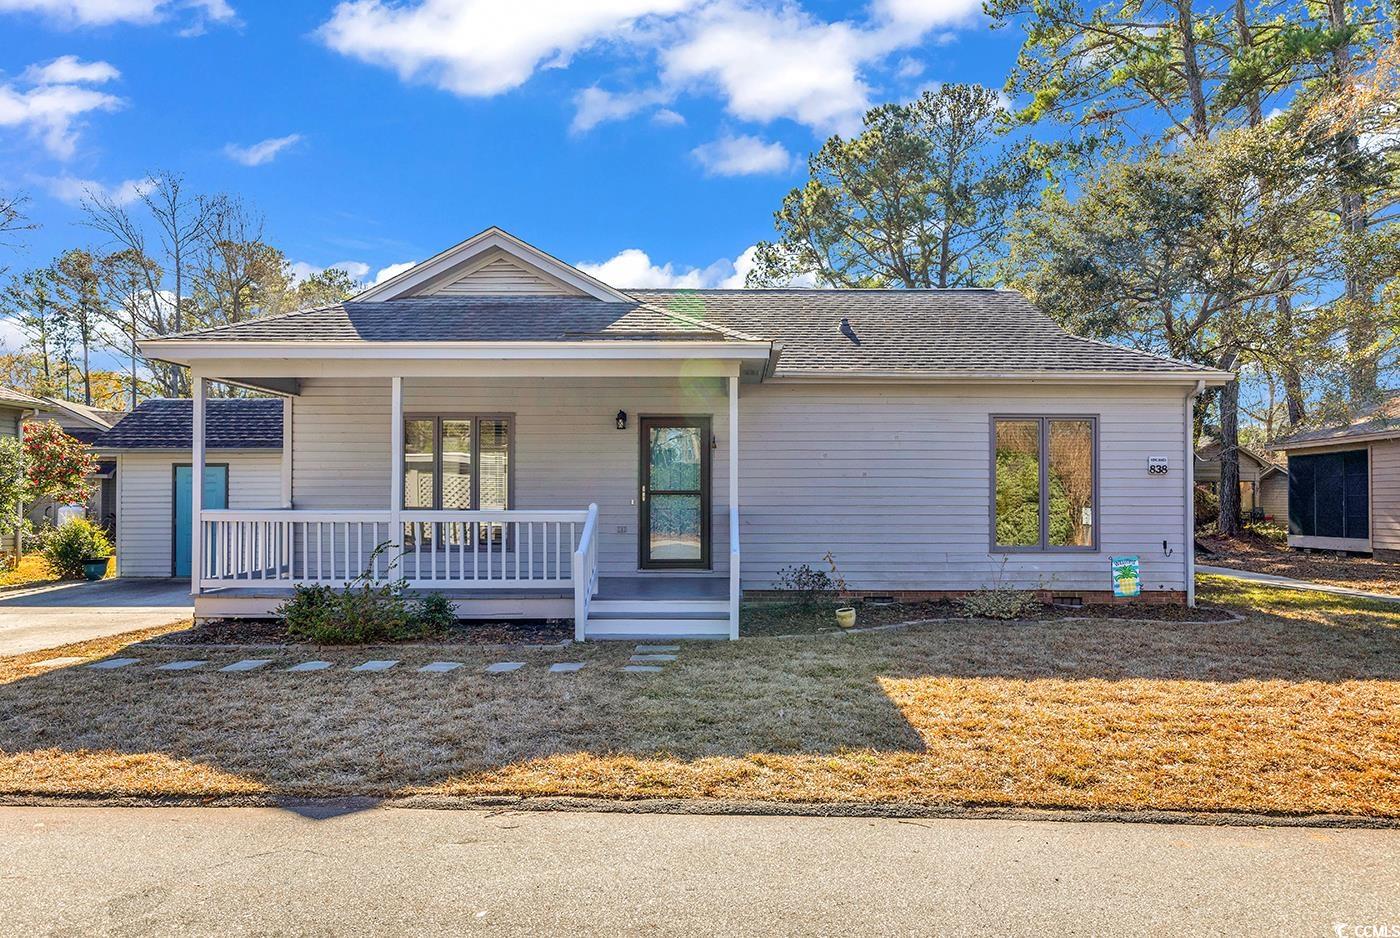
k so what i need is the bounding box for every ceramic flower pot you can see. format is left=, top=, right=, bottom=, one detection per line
left=82, top=558, right=109, bottom=581
left=835, top=606, right=857, bottom=629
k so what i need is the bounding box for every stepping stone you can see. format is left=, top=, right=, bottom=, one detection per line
left=156, top=660, right=207, bottom=671
left=351, top=660, right=398, bottom=672
left=630, top=654, right=677, bottom=663
left=28, top=656, right=86, bottom=668
left=485, top=662, right=524, bottom=674
left=88, top=658, right=139, bottom=670
left=220, top=659, right=272, bottom=672
left=622, top=665, right=662, bottom=673
left=549, top=662, right=585, bottom=673
left=418, top=661, right=463, bottom=673
left=287, top=661, right=332, bottom=672
left=635, top=644, right=680, bottom=653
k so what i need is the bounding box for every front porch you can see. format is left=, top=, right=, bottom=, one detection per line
left=187, top=369, right=749, bottom=641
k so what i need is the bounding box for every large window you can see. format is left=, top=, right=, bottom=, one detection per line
left=992, top=416, right=1097, bottom=551
left=1288, top=449, right=1368, bottom=540
left=403, top=415, right=512, bottom=510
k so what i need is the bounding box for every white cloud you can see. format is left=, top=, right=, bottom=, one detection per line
left=691, top=133, right=792, bottom=176
left=39, top=174, right=151, bottom=206
left=318, top=0, right=983, bottom=137
left=319, top=0, right=694, bottom=98
left=651, top=107, right=684, bottom=126
left=224, top=133, right=302, bottom=166
left=0, top=58, right=123, bottom=159
left=579, top=243, right=780, bottom=288
left=21, top=56, right=119, bottom=85
left=0, top=0, right=235, bottom=26
left=372, top=260, right=416, bottom=285
left=289, top=259, right=373, bottom=283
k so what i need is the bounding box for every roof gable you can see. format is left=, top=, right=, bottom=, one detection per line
left=356, top=227, right=630, bottom=303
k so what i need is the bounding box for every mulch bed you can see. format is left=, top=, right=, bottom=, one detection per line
left=151, top=618, right=573, bottom=647
left=742, top=598, right=1237, bottom=637
left=1199, top=533, right=1400, bottom=596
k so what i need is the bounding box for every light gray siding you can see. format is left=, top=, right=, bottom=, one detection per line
left=116, top=451, right=282, bottom=577
left=290, top=377, right=732, bottom=577
left=287, top=376, right=1191, bottom=594
left=737, top=382, right=1190, bottom=594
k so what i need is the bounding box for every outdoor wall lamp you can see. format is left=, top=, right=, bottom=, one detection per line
left=615, top=410, right=628, bottom=430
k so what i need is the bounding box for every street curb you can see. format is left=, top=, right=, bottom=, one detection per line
left=2, top=793, right=1395, bottom=830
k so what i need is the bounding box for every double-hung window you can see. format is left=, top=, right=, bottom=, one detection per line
left=992, top=416, right=1097, bottom=551
left=403, top=416, right=512, bottom=543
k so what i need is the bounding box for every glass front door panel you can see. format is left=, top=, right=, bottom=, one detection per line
left=641, top=419, right=708, bottom=568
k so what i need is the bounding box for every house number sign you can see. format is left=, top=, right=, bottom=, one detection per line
left=1147, top=456, right=1169, bottom=475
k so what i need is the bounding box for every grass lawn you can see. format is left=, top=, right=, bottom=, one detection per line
left=1199, top=534, right=1400, bottom=596
left=0, top=554, right=62, bottom=592
left=0, top=575, right=1396, bottom=817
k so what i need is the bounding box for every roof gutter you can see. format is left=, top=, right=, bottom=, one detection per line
left=1270, top=429, right=1400, bottom=451
left=138, top=338, right=774, bottom=366
left=769, top=370, right=1235, bottom=386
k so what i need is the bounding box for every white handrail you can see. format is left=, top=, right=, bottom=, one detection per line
left=573, top=503, right=600, bottom=642
left=729, top=504, right=740, bottom=640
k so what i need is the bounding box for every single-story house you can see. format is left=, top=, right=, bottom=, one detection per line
left=92, top=398, right=285, bottom=577
left=1194, top=440, right=1287, bottom=522
left=137, top=227, right=1232, bottom=638
left=1272, top=393, right=1400, bottom=558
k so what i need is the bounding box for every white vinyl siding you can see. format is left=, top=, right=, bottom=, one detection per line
left=736, top=382, right=1190, bottom=594
left=290, top=377, right=732, bottom=576
left=423, top=253, right=586, bottom=297
left=115, top=451, right=282, bottom=577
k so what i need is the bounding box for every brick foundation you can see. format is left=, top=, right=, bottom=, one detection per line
left=743, top=589, right=1188, bottom=606
left=1374, top=548, right=1400, bottom=563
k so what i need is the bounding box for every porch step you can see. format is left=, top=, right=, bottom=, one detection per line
left=588, top=599, right=729, bottom=615
left=584, top=617, right=732, bottom=640
left=587, top=608, right=725, bottom=622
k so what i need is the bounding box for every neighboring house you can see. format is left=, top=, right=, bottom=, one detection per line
left=138, top=227, right=1232, bottom=638
left=1272, top=393, right=1400, bottom=559
left=1194, top=440, right=1288, bottom=523
left=93, top=399, right=284, bottom=578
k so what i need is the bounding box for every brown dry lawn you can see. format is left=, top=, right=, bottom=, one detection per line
left=0, top=554, right=62, bottom=592
left=1200, top=534, right=1400, bottom=596
left=0, top=575, right=1397, bottom=817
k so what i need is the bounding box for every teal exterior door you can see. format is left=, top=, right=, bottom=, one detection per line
left=173, top=465, right=228, bottom=577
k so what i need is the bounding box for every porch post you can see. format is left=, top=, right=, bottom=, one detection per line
left=280, top=394, right=293, bottom=509
left=728, top=374, right=740, bottom=640
left=190, top=369, right=206, bottom=597
left=390, top=376, right=403, bottom=563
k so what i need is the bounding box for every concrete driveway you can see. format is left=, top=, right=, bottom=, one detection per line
left=0, top=806, right=1396, bottom=935
left=0, top=578, right=192, bottom=657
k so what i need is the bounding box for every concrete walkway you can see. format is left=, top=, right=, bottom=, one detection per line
left=0, top=578, right=192, bottom=657
left=0, top=806, right=1395, bottom=935
left=1198, top=565, right=1400, bottom=604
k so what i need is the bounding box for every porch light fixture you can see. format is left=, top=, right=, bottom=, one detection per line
left=615, top=410, right=628, bottom=430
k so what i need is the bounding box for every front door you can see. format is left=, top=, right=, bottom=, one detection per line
left=173, top=464, right=228, bottom=577
left=639, top=416, right=710, bottom=569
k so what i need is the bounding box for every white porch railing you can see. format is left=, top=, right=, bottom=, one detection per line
left=572, top=503, right=601, bottom=641
left=199, top=507, right=593, bottom=591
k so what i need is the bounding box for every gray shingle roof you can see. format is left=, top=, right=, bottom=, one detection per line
left=150, top=289, right=1215, bottom=378
left=0, top=386, right=47, bottom=409
left=1273, top=392, right=1400, bottom=447
left=631, top=289, right=1213, bottom=376
left=95, top=398, right=283, bottom=450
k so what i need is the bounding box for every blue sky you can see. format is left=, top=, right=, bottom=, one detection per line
left=3, top=0, right=1026, bottom=294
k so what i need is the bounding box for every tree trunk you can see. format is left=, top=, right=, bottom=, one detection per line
left=1177, top=0, right=1211, bottom=139
left=1217, top=357, right=1243, bottom=537
left=1325, top=0, right=1376, bottom=401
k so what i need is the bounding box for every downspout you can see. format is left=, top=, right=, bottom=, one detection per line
left=1185, top=379, right=1205, bottom=606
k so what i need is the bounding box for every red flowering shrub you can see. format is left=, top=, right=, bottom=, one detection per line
left=23, top=421, right=98, bottom=506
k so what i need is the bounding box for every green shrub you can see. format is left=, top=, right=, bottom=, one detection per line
left=41, top=518, right=112, bottom=579
left=957, top=588, right=1041, bottom=620
left=1244, top=519, right=1287, bottom=544
left=1194, top=484, right=1220, bottom=529
left=278, top=581, right=457, bottom=645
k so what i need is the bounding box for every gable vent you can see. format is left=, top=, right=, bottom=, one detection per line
left=424, top=252, right=586, bottom=297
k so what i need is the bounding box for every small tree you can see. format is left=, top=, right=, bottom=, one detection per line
left=23, top=421, right=97, bottom=506
left=0, top=437, right=28, bottom=551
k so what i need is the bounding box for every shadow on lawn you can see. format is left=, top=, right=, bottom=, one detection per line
left=0, top=595, right=1396, bottom=810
